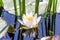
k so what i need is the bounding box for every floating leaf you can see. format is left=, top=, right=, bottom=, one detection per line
left=7, top=26, right=15, bottom=33
left=48, top=30, right=54, bottom=36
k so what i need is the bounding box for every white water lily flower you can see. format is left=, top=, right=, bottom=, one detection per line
left=18, top=12, right=41, bottom=28
left=0, top=17, right=9, bottom=38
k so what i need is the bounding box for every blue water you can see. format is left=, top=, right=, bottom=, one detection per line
left=0, top=10, right=60, bottom=40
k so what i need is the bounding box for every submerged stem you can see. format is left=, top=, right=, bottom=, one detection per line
left=12, top=0, right=18, bottom=40
left=18, top=0, right=25, bottom=40
left=52, top=0, right=58, bottom=35
left=0, top=0, right=4, bottom=17
left=44, top=0, right=53, bottom=36
left=35, top=0, right=40, bottom=16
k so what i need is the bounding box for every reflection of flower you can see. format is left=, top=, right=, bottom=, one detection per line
left=0, top=17, right=8, bottom=38
left=18, top=12, right=41, bottom=28
left=41, top=36, right=51, bottom=40
left=41, top=36, right=60, bottom=40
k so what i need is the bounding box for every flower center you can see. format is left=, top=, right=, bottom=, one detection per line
left=27, top=17, right=33, bottom=21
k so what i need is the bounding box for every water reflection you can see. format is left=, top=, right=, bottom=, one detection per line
left=1, top=10, right=60, bottom=40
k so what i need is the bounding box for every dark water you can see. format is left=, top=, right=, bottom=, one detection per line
left=0, top=10, right=60, bottom=40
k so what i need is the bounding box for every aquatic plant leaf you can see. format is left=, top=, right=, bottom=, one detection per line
left=7, top=26, right=15, bottom=33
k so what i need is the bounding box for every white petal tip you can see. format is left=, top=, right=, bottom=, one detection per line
left=37, top=16, right=41, bottom=23
left=41, top=37, right=50, bottom=40
left=18, top=19, right=24, bottom=25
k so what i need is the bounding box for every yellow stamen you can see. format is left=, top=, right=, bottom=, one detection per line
left=27, top=17, right=33, bottom=21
